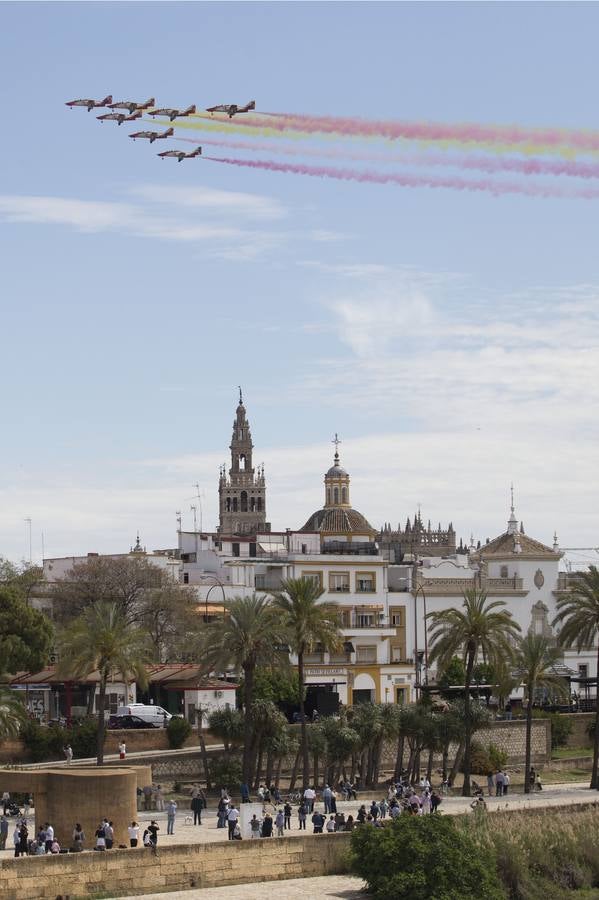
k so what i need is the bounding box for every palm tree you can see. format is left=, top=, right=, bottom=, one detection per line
left=270, top=577, right=342, bottom=788
left=0, top=684, right=26, bottom=739
left=197, top=594, right=282, bottom=786
left=427, top=589, right=521, bottom=796
left=553, top=565, right=599, bottom=789
left=514, top=633, right=564, bottom=793
left=58, top=602, right=150, bottom=765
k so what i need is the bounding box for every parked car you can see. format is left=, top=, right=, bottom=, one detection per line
left=108, top=714, right=154, bottom=730
left=115, top=704, right=172, bottom=727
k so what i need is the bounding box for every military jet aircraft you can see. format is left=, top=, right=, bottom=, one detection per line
left=97, top=110, right=142, bottom=125
left=65, top=94, right=113, bottom=112
left=157, top=147, right=202, bottom=162
left=129, top=127, right=174, bottom=143
left=148, top=105, right=196, bottom=122
left=206, top=100, right=255, bottom=118
left=108, top=97, right=155, bottom=114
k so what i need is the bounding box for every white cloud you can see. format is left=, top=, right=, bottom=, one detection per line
left=130, top=184, right=287, bottom=221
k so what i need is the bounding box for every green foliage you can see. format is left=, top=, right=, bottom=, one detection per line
left=350, top=814, right=505, bottom=900
left=239, top=667, right=301, bottom=706
left=488, top=743, right=509, bottom=772
left=532, top=710, right=573, bottom=749
left=437, top=656, right=466, bottom=695
left=466, top=741, right=493, bottom=776
left=166, top=715, right=192, bottom=749
left=19, top=718, right=98, bottom=761
left=207, top=707, right=244, bottom=750
left=0, top=585, right=53, bottom=674
left=208, top=753, right=242, bottom=788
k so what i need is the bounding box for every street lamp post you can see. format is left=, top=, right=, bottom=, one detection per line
left=412, top=583, right=429, bottom=698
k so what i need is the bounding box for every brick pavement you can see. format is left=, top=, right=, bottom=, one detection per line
left=115, top=875, right=365, bottom=900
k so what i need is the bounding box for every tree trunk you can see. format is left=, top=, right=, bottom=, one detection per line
left=313, top=752, right=319, bottom=788
left=298, top=650, right=310, bottom=787
left=199, top=732, right=212, bottom=790
left=592, top=641, right=599, bottom=790
left=242, top=662, right=255, bottom=787
left=426, top=747, right=434, bottom=782
left=254, top=744, right=264, bottom=791
left=448, top=740, right=464, bottom=787
left=524, top=688, right=533, bottom=794
left=462, top=647, right=476, bottom=797
left=289, top=749, right=301, bottom=791
left=275, top=755, right=283, bottom=788
left=442, top=745, right=449, bottom=782
left=265, top=750, right=274, bottom=789
left=394, top=735, right=405, bottom=780
left=96, top=672, right=107, bottom=766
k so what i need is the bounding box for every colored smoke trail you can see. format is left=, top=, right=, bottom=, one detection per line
left=242, top=111, right=599, bottom=153
left=171, top=116, right=599, bottom=159
left=203, top=155, right=599, bottom=199
left=178, top=135, right=599, bottom=180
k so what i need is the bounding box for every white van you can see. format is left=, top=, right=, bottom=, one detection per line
left=115, top=704, right=172, bottom=728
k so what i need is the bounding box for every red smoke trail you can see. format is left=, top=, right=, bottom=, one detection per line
left=203, top=155, right=599, bottom=199
left=180, top=136, right=599, bottom=180
left=209, top=111, right=599, bottom=153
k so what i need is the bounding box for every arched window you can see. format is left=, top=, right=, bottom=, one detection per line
left=232, top=497, right=238, bottom=512
left=257, top=497, right=262, bottom=511
left=341, top=487, right=347, bottom=503
left=241, top=491, right=248, bottom=512
left=500, top=565, right=508, bottom=578
left=333, top=487, right=339, bottom=504
left=225, top=498, right=231, bottom=512
left=250, top=497, right=256, bottom=511
left=239, top=454, right=246, bottom=471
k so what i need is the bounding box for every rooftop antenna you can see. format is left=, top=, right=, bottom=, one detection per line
left=24, top=517, right=32, bottom=564
left=175, top=510, right=182, bottom=532
left=192, top=482, right=204, bottom=533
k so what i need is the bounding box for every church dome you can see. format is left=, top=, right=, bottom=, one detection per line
left=299, top=507, right=375, bottom=535
left=326, top=464, right=348, bottom=477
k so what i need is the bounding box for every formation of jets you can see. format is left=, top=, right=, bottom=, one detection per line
left=206, top=100, right=255, bottom=118
left=66, top=94, right=257, bottom=162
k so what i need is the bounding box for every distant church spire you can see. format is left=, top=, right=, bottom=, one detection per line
left=507, top=483, right=519, bottom=535
left=218, top=391, right=269, bottom=536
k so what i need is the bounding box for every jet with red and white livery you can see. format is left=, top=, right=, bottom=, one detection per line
left=97, top=110, right=142, bottom=125
left=129, top=127, right=174, bottom=143
left=158, top=147, right=202, bottom=162
left=108, top=97, right=155, bottom=114
left=206, top=100, right=255, bottom=118
left=65, top=94, right=113, bottom=112
left=148, top=105, right=196, bottom=122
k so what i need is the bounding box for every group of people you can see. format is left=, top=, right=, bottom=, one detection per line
left=8, top=820, right=60, bottom=857
left=486, top=770, right=511, bottom=796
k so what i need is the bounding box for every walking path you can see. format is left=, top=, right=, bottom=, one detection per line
left=115, top=875, right=366, bottom=900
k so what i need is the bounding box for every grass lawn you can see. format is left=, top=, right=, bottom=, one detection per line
left=552, top=747, right=593, bottom=759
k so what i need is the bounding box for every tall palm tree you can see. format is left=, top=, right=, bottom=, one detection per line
left=0, top=684, right=26, bottom=740
left=270, top=577, right=342, bottom=788
left=514, top=633, right=564, bottom=793
left=197, top=594, right=282, bottom=786
left=427, top=589, right=521, bottom=796
left=58, top=602, right=150, bottom=765
left=553, top=565, right=599, bottom=789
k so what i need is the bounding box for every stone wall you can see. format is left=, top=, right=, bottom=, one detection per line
left=562, top=713, right=594, bottom=749
left=0, top=832, right=351, bottom=900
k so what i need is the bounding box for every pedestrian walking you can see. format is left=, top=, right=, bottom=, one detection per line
left=155, top=785, right=165, bottom=812
left=297, top=803, right=307, bottom=830
left=63, top=744, right=73, bottom=765
left=502, top=771, right=510, bottom=795
left=261, top=812, right=273, bottom=837
left=72, top=823, right=85, bottom=852
left=1, top=792, right=9, bottom=815
left=0, top=814, right=8, bottom=850
left=119, top=741, right=126, bottom=761
left=12, top=825, right=21, bottom=858
left=44, top=822, right=55, bottom=853
left=303, top=786, right=315, bottom=813
left=147, top=820, right=159, bottom=855
left=311, top=809, right=325, bottom=834
left=250, top=814, right=261, bottom=839
left=487, top=773, right=495, bottom=797
left=95, top=822, right=106, bottom=851
left=275, top=809, right=285, bottom=836
left=191, top=794, right=203, bottom=825
left=128, top=821, right=140, bottom=848
left=227, top=804, right=239, bottom=841
left=283, top=801, right=292, bottom=830
left=322, top=784, right=332, bottom=814
left=166, top=800, right=177, bottom=835
left=103, top=819, right=114, bottom=849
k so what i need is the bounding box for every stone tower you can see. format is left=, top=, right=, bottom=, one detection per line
left=218, top=390, right=270, bottom=536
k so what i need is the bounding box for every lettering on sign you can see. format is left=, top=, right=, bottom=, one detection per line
left=305, top=668, right=347, bottom=677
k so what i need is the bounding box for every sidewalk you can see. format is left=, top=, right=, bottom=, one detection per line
left=115, top=875, right=366, bottom=900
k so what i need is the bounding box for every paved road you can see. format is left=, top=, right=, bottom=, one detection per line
left=115, top=875, right=366, bottom=900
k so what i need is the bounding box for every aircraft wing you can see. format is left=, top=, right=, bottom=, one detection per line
left=206, top=105, right=228, bottom=113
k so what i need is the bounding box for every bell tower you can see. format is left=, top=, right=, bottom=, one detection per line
left=218, top=389, right=270, bottom=536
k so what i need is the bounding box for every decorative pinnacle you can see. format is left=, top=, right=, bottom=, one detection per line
left=332, top=432, right=341, bottom=463
left=238, top=385, right=243, bottom=405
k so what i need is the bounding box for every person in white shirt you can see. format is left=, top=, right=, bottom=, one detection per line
left=325, top=816, right=336, bottom=833
left=303, top=787, right=316, bottom=813
left=128, top=821, right=140, bottom=847
left=227, top=805, right=239, bottom=841
left=44, top=823, right=54, bottom=853
left=119, top=741, right=126, bottom=761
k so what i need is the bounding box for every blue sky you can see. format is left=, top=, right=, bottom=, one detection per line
left=1, top=2, right=598, bottom=561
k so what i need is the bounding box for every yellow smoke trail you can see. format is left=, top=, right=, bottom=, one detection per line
left=144, top=117, right=599, bottom=159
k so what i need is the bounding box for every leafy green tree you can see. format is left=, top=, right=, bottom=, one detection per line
left=437, top=656, right=466, bottom=696
left=0, top=585, right=53, bottom=674
left=207, top=707, right=244, bottom=752
left=270, top=576, right=342, bottom=788
left=57, top=602, right=150, bottom=765
left=553, top=565, right=599, bottom=789
left=350, top=814, right=505, bottom=900
left=197, top=594, right=283, bottom=785
left=0, top=558, right=43, bottom=602
left=237, top=667, right=301, bottom=707
left=428, top=589, right=521, bottom=796
left=514, top=633, right=564, bottom=793
left=166, top=715, right=192, bottom=749
left=0, top=685, right=26, bottom=740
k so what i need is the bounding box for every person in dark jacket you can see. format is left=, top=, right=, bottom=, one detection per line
left=261, top=812, right=273, bottom=837
left=191, top=795, right=203, bottom=825
left=283, top=802, right=292, bottom=830
left=311, top=809, right=325, bottom=834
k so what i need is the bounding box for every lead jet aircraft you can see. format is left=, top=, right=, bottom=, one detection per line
left=65, top=94, right=113, bottom=112
left=158, top=147, right=202, bottom=162
left=97, top=110, right=142, bottom=125
left=148, top=105, right=196, bottom=122
left=108, top=97, right=155, bottom=114
left=129, top=127, right=174, bottom=143
left=206, top=100, right=255, bottom=118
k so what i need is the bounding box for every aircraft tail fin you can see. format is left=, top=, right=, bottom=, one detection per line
left=102, top=95, right=113, bottom=105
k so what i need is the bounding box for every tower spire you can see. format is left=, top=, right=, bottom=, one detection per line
left=238, top=385, right=243, bottom=406
left=507, top=482, right=519, bottom=535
